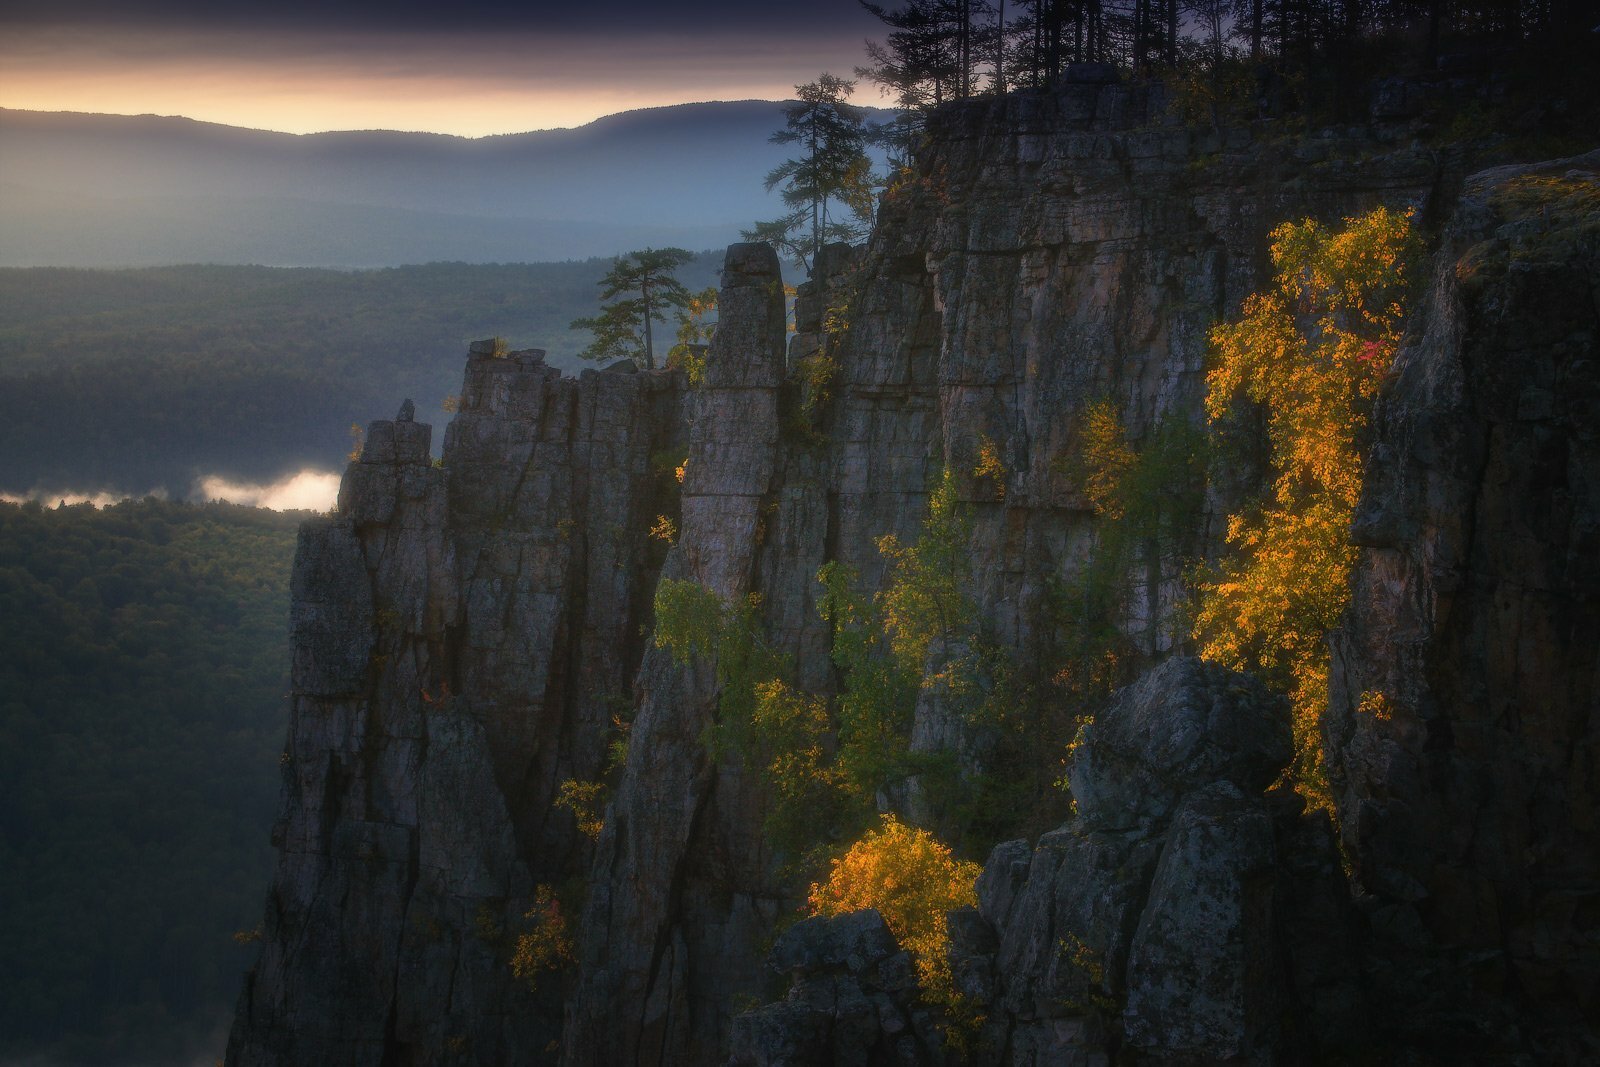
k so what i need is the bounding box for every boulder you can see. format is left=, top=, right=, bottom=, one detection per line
left=1068, top=657, right=1290, bottom=832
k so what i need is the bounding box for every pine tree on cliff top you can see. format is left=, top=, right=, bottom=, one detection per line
left=569, top=247, right=694, bottom=370
left=747, top=74, right=873, bottom=274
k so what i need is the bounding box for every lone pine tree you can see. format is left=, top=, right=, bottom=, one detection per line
left=570, top=247, right=695, bottom=370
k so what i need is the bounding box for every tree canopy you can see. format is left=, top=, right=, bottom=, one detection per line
left=0, top=498, right=297, bottom=1063
left=858, top=0, right=1596, bottom=114
left=0, top=257, right=721, bottom=495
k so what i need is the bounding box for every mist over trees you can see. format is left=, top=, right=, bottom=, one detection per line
left=0, top=102, right=821, bottom=270
left=0, top=257, right=720, bottom=497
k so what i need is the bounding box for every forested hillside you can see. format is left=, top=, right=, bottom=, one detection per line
left=0, top=256, right=720, bottom=497
left=0, top=499, right=299, bottom=1064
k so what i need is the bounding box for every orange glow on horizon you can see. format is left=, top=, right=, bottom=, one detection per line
left=0, top=25, right=891, bottom=136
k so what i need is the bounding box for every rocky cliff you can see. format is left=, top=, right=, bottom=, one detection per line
left=227, top=349, right=686, bottom=1063
left=229, top=75, right=1596, bottom=1065
left=564, top=74, right=1446, bottom=1065
left=726, top=148, right=1599, bottom=1066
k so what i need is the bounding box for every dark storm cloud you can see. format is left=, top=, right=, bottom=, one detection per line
left=0, top=0, right=875, bottom=34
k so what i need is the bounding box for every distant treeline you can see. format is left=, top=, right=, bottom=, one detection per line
left=0, top=256, right=720, bottom=496
left=861, top=0, right=1598, bottom=105
left=0, top=498, right=301, bottom=1064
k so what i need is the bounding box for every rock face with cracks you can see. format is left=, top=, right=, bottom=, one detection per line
left=229, top=74, right=1597, bottom=1066
left=227, top=347, right=686, bottom=1065
left=732, top=658, right=1352, bottom=1066
left=1325, top=151, right=1600, bottom=1062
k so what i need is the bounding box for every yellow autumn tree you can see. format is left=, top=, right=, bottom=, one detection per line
left=666, top=285, right=717, bottom=386
left=809, top=815, right=980, bottom=1000
left=510, top=885, right=575, bottom=991
left=1194, top=205, right=1419, bottom=806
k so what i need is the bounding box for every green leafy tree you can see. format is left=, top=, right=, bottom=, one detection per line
left=747, top=74, right=873, bottom=274
left=569, top=247, right=696, bottom=369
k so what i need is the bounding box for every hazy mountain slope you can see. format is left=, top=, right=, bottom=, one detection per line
left=0, top=101, right=884, bottom=266
left=0, top=257, right=721, bottom=495
left=0, top=185, right=743, bottom=267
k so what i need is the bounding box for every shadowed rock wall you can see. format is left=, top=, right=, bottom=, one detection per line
left=564, top=78, right=1446, bottom=1062
left=728, top=151, right=1599, bottom=1067
left=227, top=348, right=685, bottom=1065
left=1326, top=151, right=1600, bottom=1062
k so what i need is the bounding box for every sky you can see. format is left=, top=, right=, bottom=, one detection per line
left=0, top=0, right=887, bottom=136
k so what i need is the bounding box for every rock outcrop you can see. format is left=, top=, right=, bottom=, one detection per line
left=1325, top=151, right=1600, bottom=1061
left=728, top=911, right=944, bottom=1067
left=227, top=349, right=686, bottom=1064
left=730, top=151, right=1598, bottom=1066
left=733, top=658, right=1365, bottom=1066
left=564, top=243, right=792, bottom=1066
left=230, top=70, right=1596, bottom=1066
left=551, top=79, right=1441, bottom=1062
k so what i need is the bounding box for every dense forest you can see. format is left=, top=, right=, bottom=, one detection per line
left=0, top=498, right=300, bottom=1064
left=0, top=256, right=720, bottom=497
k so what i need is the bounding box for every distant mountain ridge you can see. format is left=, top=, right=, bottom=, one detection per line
left=0, top=101, right=887, bottom=266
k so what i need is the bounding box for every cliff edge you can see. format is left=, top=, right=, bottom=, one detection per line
left=227, top=77, right=1597, bottom=1065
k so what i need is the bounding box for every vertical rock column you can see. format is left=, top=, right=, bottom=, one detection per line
left=228, top=408, right=544, bottom=1066
left=229, top=346, right=688, bottom=1066
left=567, top=244, right=788, bottom=1065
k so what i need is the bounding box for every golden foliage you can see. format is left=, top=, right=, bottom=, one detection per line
left=1194, top=206, right=1419, bottom=805
left=554, top=779, right=605, bottom=841
left=972, top=434, right=1007, bottom=498
left=509, top=885, right=575, bottom=990
left=809, top=815, right=980, bottom=998
left=666, top=285, right=717, bottom=387
left=1357, top=690, right=1396, bottom=722
left=649, top=514, right=677, bottom=544
left=1077, top=400, right=1137, bottom=519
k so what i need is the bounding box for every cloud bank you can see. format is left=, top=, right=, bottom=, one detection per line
left=0, top=469, right=342, bottom=512
left=195, top=469, right=341, bottom=512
